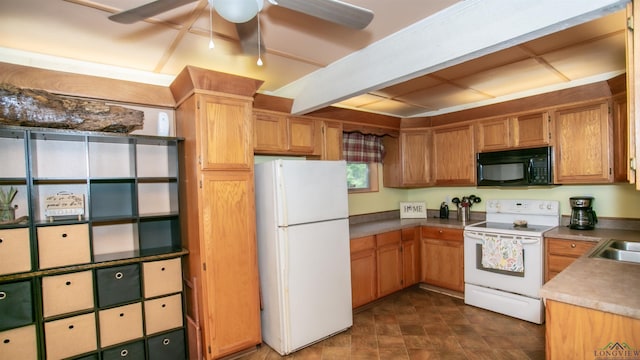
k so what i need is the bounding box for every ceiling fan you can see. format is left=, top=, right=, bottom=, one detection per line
left=109, top=0, right=374, bottom=56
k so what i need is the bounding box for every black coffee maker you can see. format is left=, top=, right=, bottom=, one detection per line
left=569, top=196, right=597, bottom=230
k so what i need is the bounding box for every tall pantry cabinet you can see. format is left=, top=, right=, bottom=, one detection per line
left=171, top=66, right=264, bottom=359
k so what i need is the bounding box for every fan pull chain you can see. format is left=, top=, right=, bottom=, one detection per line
left=209, top=4, right=215, bottom=49
left=257, top=12, right=263, bottom=66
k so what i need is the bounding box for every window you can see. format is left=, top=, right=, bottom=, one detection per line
left=343, top=132, right=384, bottom=193
left=346, top=162, right=379, bottom=193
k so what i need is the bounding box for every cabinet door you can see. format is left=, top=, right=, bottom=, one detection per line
left=612, top=94, right=629, bottom=182
left=376, top=231, right=402, bottom=297
left=350, top=249, right=376, bottom=308
left=401, top=227, right=420, bottom=288
left=554, top=101, right=612, bottom=183
left=401, top=130, right=432, bottom=186
left=287, top=116, right=316, bottom=153
left=322, top=120, right=343, bottom=160
left=432, top=124, right=475, bottom=185
left=476, top=117, right=511, bottom=152
left=421, top=237, right=464, bottom=292
left=200, top=171, right=261, bottom=357
left=513, top=112, right=549, bottom=148
left=198, top=95, right=253, bottom=171
left=253, top=110, right=287, bottom=153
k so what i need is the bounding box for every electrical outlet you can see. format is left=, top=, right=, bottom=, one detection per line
left=445, top=195, right=451, bottom=203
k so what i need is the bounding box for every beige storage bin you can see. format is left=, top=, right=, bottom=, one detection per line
left=42, top=270, right=94, bottom=318
left=44, top=312, right=97, bottom=360
left=98, top=302, right=143, bottom=347
left=0, top=228, right=31, bottom=275
left=142, top=257, right=182, bottom=298
left=144, top=294, right=183, bottom=335
left=0, top=324, right=38, bottom=360
left=38, top=224, right=90, bottom=269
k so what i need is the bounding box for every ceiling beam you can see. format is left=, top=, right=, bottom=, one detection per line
left=275, top=0, right=629, bottom=115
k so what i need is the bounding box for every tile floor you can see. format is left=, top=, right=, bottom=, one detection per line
left=238, top=286, right=545, bottom=360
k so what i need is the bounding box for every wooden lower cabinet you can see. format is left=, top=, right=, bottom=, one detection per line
left=546, top=300, right=640, bottom=360
left=376, top=231, right=403, bottom=297
left=349, top=227, right=419, bottom=308
left=421, top=227, right=464, bottom=292
left=545, top=237, right=597, bottom=282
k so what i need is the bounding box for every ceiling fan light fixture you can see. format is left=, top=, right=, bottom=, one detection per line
left=210, top=0, right=261, bottom=23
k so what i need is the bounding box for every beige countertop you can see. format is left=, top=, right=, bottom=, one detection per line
left=541, top=227, right=640, bottom=320
left=349, top=217, right=469, bottom=238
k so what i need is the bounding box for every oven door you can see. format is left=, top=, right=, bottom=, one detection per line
left=464, top=230, right=543, bottom=298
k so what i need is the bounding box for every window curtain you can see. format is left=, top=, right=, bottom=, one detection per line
left=342, top=132, right=385, bottom=163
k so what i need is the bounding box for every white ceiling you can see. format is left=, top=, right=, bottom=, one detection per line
left=0, top=0, right=629, bottom=119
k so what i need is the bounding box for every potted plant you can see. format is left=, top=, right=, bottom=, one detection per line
left=0, top=186, right=18, bottom=223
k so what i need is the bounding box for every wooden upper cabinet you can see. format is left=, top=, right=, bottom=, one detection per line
left=253, top=109, right=287, bottom=152
left=612, top=94, right=629, bottom=182
left=199, top=94, right=253, bottom=171
left=476, top=112, right=549, bottom=152
left=432, top=123, right=475, bottom=185
left=288, top=116, right=315, bottom=154
left=476, top=117, right=511, bottom=152
left=513, top=112, right=550, bottom=148
left=321, top=120, right=343, bottom=160
left=383, top=130, right=432, bottom=187
left=553, top=101, right=613, bottom=184
left=252, top=110, right=316, bottom=155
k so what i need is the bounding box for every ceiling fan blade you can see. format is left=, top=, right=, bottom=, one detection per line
left=236, top=18, right=266, bottom=56
left=109, top=0, right=198, bottom=24
left=274, top=0, right=374, bottom=29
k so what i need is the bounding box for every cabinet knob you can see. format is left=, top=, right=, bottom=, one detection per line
left=571, top=243, right=576, bottom=248
left=438, top=230, right=444, bottom=234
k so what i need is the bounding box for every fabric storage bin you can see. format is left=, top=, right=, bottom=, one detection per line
left=144, top=294, right=183, bottom=335
left=142, top=258, right=182, bottom=298
left=0, top=228, right=31, bottom=275
left=96, top=263, right=141, bottom=307
left=38, top=224, right=91, bottom=269
left=0, top=280, right=33, bottom=331
left=98, top=302, right=143, bottom=348
left=147, top=329, right=186, bottom=360
left=0, top=324, right=38, bottom=360
left=44, top=312, right=97, bottom=360
left=71, top=354, right=99, bottom=360
left=42, top=270, right=94, bottom=317
left=102, top=340, right=145, bottom=360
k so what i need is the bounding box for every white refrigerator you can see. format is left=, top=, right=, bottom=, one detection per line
left=254, top=159, right=353, bottom=355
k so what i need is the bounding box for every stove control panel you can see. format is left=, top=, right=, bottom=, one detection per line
left=485, top=199, right=559, bottom=216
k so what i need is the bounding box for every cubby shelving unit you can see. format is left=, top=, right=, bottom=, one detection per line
left=0, top=125, right=188, bottom=360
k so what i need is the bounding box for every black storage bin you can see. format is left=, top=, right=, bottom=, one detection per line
left=96, top=264, right=141, bottom=308
left=0, top=280, right=33, bottom=331
left=147, top=329, right=186, bottom=360
left=72, top=354, right=99, bottom=360
left=102, top=340, right=145, bottom=360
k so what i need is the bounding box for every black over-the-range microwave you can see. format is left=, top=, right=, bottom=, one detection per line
left=477, top=146, right=553, bottom=186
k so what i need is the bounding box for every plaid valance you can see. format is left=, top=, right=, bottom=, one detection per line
left=342, top=132, right=384, bottom=163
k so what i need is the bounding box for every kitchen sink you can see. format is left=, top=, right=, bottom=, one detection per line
left=591, top=239, right=640, bottom=264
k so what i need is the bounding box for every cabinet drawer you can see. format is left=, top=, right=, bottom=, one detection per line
left=44, top=312, right=97, bottom=360
left=547, top=254, right=579, bottom=273
left=38, top=224, right=91, bottom=269
left=42, top=270, right=94, bottom=318
left=98, top=302, right=143, bottom=348
left=144, top=294, right=183, bottom=335
left=350, top=235, right=375, bottom=253
left=0, top=324, right=38, bottom=360
left=142, top=258, right=182, bottom=298
left=147, top=329, right=186, bottom=360
left=102, top=340, right=145, bottom=360
left=376, top=230, right=401, bottom=247
left=96, top=264, right=141, bottom=307
left=421, top=226, right=462, bottom=241
left=0, top=280, right=33, bottom=331
left=547, top=238, right=596, bottom=257
left=0, top=228, right=31, bottom=275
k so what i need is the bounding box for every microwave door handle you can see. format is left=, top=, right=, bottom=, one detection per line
left=526, top=159, right=534, bottom=181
